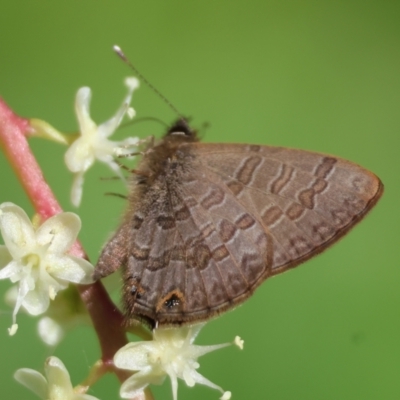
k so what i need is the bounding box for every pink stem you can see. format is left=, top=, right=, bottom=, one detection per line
left=0, top=97, right=129, bottom=378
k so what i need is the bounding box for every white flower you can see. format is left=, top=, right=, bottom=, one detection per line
left=65, top=77, right=140, bottom=207
left=114, top=323, right=240, bottom=400
left=0, top=202, right=94, bottom=335
left=14, top=356, right=100, bottom=400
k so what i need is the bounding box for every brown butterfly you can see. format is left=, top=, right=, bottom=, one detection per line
left=94, top=119, right=383, bottom=328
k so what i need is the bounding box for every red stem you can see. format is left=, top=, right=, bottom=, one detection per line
left=0, top=97, right=129, bottom=377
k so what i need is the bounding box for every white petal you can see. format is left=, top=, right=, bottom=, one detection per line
left=98, top=107, right=128, bottom=138
left=0, top=245, right=12, bottom=268
left=64, top=137, right=95, bottom=173
left=36, top=212, right=81, bottom=254
left=0, top=203, right=36, bottom=258
left=182, top=367, right=196, bottom=387
left=98, top=77, right=139, bottom=138
left=119, top=371, right=164, bottom=399
left=14, top=368, right=48, bottom=399
left=46, top=255, right=94, bottom=284
left=74, top=87, right=97, bottom=135
left=114, top=342, right=157, bottom=370
left=189, top=343, right=230, bottom=359
left=45, top=356, right=75, bottom=398
left=220, top=391, right=232, bottom=400
left=70, top=172, right=85, bottom=207
left=23, top=283, right=50, bottom=315
left=38, top=316, right=64, bottom=346
left=0, top=260, right=20, bottom=280
left=187, top=369, right=225, bottom=394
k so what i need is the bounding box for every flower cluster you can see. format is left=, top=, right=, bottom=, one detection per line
left=114, top=323, right=243, bottom=400
left=15, top=356, right=99, bottom=400
left=64, top=77, right=140, bottom=207
left=0, top=203, right=94, bottom=335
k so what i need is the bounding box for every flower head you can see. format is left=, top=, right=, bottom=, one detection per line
left=114, top=323, right=241, bottom=400
left=14, top=356, right=99, bottom=400
left=0, top=202, right=94, bottom=335
left=64, top=77, right=140, bottom=207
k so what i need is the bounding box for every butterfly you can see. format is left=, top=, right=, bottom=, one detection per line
left=94, top=119, right=383, bottom=328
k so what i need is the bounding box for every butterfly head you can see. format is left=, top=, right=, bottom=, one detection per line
left=165, top=118, right=198, bottom=142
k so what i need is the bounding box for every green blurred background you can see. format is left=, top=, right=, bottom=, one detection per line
left=0, top=1, right=399, bottom=399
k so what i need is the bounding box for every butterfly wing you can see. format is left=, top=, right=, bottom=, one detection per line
left=193, top=143, right=383, bottom=275
left=120, top=142, right=382, bottom=327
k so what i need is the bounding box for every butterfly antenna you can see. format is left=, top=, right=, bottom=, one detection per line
left=113, top=45, right=185, bottom=120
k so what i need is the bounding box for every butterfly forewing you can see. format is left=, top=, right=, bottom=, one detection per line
left=194, top=143, right=382, bottom=275
left=95, top=129, right=383, bottom=328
